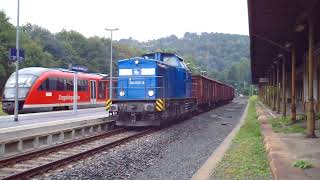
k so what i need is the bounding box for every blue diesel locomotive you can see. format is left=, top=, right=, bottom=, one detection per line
left=108, top=52, right=197, bottom=126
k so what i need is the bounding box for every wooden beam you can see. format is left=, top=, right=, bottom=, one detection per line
left=291, top=43, right=297, bottom=123
left=317, top=55, right=320, bottom=112
left=272, top=67, right=276, bottom=111
left=277, top=62, right=281, bottom=113
left=282, top=58, right=287, bottom=117
left=306, top=14, right=316, bottom=138
left=253, top=34, right=291, bottom=53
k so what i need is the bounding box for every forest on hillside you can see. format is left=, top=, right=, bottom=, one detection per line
left=119, top=33, right=251, bottom=93
left=0, top=10, right=251, bottom=95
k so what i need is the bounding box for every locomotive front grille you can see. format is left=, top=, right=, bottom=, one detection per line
left=110, top=101, right=156, bottom=113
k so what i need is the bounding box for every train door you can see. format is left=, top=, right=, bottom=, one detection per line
left=90, top=80, right=97, bottom=104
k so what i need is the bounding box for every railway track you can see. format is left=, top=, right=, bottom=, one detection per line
left=0, top=128, right=154, bottom=180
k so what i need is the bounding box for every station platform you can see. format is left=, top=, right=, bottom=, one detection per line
left=0, top=108, right=113, bottom=158
left=0, top=107, right=109, bottom=129
left=257, top=103, right=320, bottom=180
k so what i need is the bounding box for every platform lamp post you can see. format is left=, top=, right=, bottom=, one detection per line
left=105, top=28, right=119, bottom=100
left=14, top=0, right=20, bottom=121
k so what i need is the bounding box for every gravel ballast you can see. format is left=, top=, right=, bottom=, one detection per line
left=39, top=97, right=247, bottom=180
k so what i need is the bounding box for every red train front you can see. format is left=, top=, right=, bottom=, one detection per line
left=2, top=67, right=109, bottom=114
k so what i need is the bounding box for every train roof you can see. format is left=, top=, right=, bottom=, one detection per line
left=16, top=67, right=107, bottom=78
left=16, top=67, right=50, bottom=76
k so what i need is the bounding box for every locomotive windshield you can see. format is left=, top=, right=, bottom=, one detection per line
left=3, top=74, right=37, bottom=99
left=5, top=74, right=37, bottom=88
left=163, top=57, right=181, bottom=67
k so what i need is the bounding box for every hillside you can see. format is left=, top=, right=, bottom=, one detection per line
left=118, top=32, right=251, bottom=84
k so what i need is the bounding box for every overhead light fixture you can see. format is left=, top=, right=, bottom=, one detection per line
left=285, top=43, right=291, bottom=48
left=295, top=24, right=305, bottom=32
left=278, top=54, right=283, bottom=58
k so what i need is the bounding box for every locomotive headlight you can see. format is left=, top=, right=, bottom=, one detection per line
left=148, top=90, right=154, bottom=97
left=119, top=90, right=125, bottom=96
left=135, top=60, right=139, bottom=64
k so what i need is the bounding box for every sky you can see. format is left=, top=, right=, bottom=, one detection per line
left=0, top=0, right=249, bottom=41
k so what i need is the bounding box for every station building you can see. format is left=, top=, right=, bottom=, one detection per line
left=248, top=0, right=320, bottom=137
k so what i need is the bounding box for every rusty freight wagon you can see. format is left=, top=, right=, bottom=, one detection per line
left=192, top=75, right=235, bottom=111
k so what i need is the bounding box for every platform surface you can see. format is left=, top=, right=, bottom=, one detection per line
left=0, top=107, right=108, bottom=129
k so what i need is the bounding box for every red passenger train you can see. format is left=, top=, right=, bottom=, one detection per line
left=2, top=67, right=110, bottom=114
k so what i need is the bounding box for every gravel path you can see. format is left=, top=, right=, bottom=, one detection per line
left=37, top=97, right=247, bottom=180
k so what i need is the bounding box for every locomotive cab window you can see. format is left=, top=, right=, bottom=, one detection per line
left=181, top=61, right=189, bottom=70
left=163, top=56, right=181, bottom=67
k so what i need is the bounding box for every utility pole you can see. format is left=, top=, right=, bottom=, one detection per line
left=105, top=28, right=119, bottom=99
left=14, top=0, right=20, bottom=121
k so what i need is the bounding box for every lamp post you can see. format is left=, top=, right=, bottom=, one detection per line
left=14, top=0, right=20, bottom=121
left=105, top=28, right=119, bottom=99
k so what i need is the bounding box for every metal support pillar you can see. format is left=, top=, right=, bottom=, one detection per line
left=306, top=15, right=316, bottom=138
left=291, top=44, right=297, bottom=123
left=282, top=58, right=287, bottom=117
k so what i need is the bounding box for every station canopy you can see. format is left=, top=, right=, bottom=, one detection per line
left=248, top=0, right=318, bottom=84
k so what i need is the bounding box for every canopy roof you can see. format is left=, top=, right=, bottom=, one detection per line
left=248, top=0, right=319, bottom=84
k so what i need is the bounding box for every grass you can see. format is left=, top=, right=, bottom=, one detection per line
left=212, top=96, right=271, bottom=179
left=0, top=104, right=7, bottom=116
left=292, top=160, right=313, bottom=169
left=269, top=116, right=305, bottom=134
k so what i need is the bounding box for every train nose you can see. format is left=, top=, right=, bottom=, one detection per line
left=2, top=101, right=25, bottom=114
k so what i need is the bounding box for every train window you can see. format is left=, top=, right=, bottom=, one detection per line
left=57, top=78, right=66, bottom=91
left=39, top=77, right=58, bottom=91
left=98, top=81, right=106, bottom=99
left=66, top=79, right=73, bottom=91
left=163, top=56, right=181, bottom=67
left=77, top=80, right=82, bottom=91
left=84, top=80, right=88, bottom=91
left=39, top=79, right=50, bottom=91
left=78, top=80, right=88, bottom=91
left=119, top=69, right=132, bottom=76
left=48, top=78, right=58, bottom=91
left=180, top=61, right=189, bottom=70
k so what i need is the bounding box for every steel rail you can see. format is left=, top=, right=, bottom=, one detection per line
left=0, top=128, right=155, bottom=179
left=0, top=128, right=125, bottom=168
left=0, top=128, right=154, bottom=180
